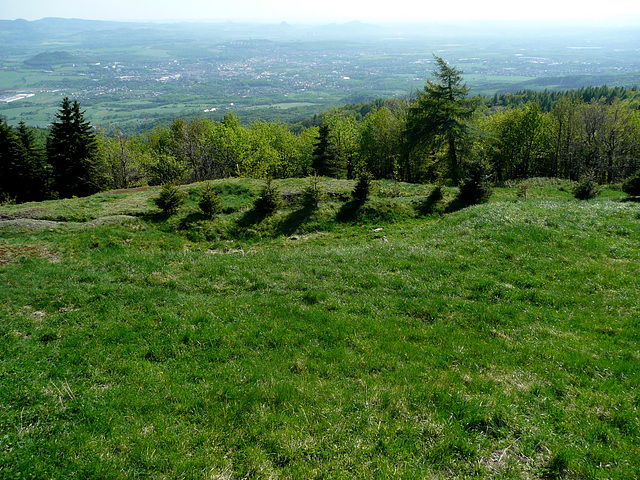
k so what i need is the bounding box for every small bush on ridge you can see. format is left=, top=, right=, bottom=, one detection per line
left=199, top=182, right=223, bottom=217
left=254, top=179, right=283, bottom=214
left=352, top=172, right=372, bottom=202
left=300, top=175, right=325, bottom=208
left=457, top=159, right=492, bottom=204
left=154, top=183, right=187, bottom=215
left=429, top=185, right=444, bottom=203
left=573, top=174, right=601, bottom=200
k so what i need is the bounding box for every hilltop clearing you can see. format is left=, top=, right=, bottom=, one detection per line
left=1, top=178, right=639, bottom=478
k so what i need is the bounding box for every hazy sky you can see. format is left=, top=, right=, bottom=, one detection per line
left=3, top=0, right=640, bottom=23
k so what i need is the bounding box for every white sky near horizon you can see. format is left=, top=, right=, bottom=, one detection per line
left=2, top=0, right=640, bottom=24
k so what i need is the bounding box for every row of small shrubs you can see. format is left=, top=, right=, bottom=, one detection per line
left=153, top=176, right=378, bottom=217
left=153, top=182, right=224, bottom=216
left=154, top=166, right=638, bottom=218
left=571, top=171, right=640, bottom=200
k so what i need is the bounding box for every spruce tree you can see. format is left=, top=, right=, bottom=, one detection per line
left=311, top=114, right=358, bottom=179
left=47, top=97, right=99, bottom=198
left=312, top=123, right=334, bottom=177
left=0, top=119, right=50, bottom=203
left=16, top=122, right=48, bottom=201
left=0, top=118, right=20, bottom=202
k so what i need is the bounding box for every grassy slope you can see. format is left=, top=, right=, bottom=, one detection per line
left=0, top=179, right=639, bottom=479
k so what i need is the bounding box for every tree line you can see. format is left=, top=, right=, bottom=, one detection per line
left=2, top=57, right=640, bottom=203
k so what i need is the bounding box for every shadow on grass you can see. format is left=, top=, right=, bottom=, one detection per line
left=415, top=195, right=442, bottom=216
left=278, top=204, right=317, bottom=236
left=141, top=211, right=174, bottom=224
left=620, top=196, right=640, bottom=203
left=178, top=212, right=208, bottom=230
left=336, top=199, right=365, bottom=223
left=444, top=197, right=476, bottom=214
left=237, top=207, right=270, bottom=228
left=414, top=194, right=483, bottom=216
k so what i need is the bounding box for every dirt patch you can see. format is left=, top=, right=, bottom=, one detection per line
left=0, top=218, right=64, bottom=231
left=0, top=215, right=141, bottom=231
left=83, top=215, right=140, bottom=227
left=0, top=208, right=47, bottom=221
left=0, top=245, right=57, bottom=266
left=110, top=186, right=155, bottom=194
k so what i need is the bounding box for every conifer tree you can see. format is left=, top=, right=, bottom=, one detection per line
left=312, top=123, right=332, bottom=176
left=406, top=56, right=476, bottom=183
left=311, top=114, right=358, bottom=179
left=0, top=118, right=20, bottom=202
left=46, top=97, right=99, bottom=198
left=16, top=121, right=48, bottom=201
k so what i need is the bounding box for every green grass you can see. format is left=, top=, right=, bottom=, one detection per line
left=1, top=178, right=639, bottom=478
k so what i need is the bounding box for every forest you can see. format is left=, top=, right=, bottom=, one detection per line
left=2, top=57, right=640, bottom=204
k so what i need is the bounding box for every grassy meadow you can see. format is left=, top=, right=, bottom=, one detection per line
left=0, top=178, right=639, bottom=479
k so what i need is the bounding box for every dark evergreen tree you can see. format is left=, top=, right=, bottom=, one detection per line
left=311, top=114, right=358, bottom=178
left=312, top=123, right=332, bottom=176
left=351, top=171, right=372, bottom=202
left=199, top=182, right=223, bottom=217
left=406, top=56, right=476, bottom=183
left=253, top=178, right=283, bottom=214
left=0, top=118, right=20, bottom=202
left=153, top=183, right=187, bottom=215
left=16, top=121, right=49, bottom=201
left=46, top=97, right=99, bottom=198
left=573, top=173, right=601, bottom=200
left=457, top=158, right=492, bottom=204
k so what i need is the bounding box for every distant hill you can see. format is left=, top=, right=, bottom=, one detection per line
left=24, top=51, right=77, bottom=67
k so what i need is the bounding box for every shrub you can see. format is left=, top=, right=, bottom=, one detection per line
left=457, top=159, right=492, bottom=204
left=254, top=179, right=283, bottom=214
left=622, top=171, right=640, bottom=197
left=199, top=182, right=223, bottom=217
left=300, top=175, right=325, bottom=208
left=516, top=183, right=528, bottom=200
left=429, top=185, right=444, bottom=203
left=0, top=192, right=16, bottom=206
left=153, top=183, right=187, bottom=215
left=573, top=174, right=601, bottom=200
left=352, top=172, right=372, bottom=202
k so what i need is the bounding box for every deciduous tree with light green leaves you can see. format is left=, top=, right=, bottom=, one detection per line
left=482, top=103, right=550, bottom=182
left=359, top=106, right=403, bottom=180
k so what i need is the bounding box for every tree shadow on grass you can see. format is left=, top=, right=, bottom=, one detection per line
left=414, top=194, right=479, bottom=217
left=336, top=199, right=365, bottom=223
left=141, top=211, right=174, bottom=225
left=277, top=204, right=318, bottom=236
left=443, top=197, right=475, bottom=214
left=237, top=207, right=270, bottom=228
left=620, top=196, right=640, bottom=203
left=415, top=195, right=442, bottom=216
left=177, top=212, right=208, bottom=230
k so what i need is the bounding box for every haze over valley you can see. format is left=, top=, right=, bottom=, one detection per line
left=1, top=18, right=639, bottom=131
